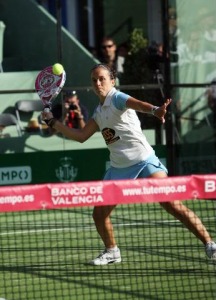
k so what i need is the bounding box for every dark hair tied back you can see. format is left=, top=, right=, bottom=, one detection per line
left=91, top=63, right=116, bottom=80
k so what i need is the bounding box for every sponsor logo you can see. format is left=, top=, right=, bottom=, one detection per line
left=102, top=127, right=120, bottom=145
left=0, top=166, right=31, bottom=185
left=55, top=157, right=78, bottom=182
left=205, top=180, right=216, bottom=192
left=51, top=185, right=104, bottom=205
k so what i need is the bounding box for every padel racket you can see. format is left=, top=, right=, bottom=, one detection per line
left=35, top=65, right=66, bottom=112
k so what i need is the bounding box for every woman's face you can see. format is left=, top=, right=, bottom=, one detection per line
left=91, top=67, right=115, bottom=101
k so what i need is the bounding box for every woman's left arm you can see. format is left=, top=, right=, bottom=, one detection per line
left=126, top=97, right=172, bottom=123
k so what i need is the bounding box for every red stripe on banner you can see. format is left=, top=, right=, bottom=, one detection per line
left=0, top=175, right=216, bottom=212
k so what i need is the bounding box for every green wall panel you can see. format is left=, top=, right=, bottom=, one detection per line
left=103, top=0, right=148, bottom=44
left=0, top=145, right=167, bottom=186
left=0, top=149, right=110, bottom=185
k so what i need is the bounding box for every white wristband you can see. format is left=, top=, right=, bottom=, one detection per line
left=151, top=106, right=159, bottom=115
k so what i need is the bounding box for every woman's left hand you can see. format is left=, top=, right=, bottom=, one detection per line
left=154, top=98, right=172, bottom=123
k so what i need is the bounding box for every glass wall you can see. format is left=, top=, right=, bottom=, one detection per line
left=169, top=0, right=216, bottom=143
left=166, top=0, right=216, bottom=174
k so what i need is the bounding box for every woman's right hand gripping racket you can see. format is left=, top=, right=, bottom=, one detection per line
left=35, top=64, right=66, bottom=113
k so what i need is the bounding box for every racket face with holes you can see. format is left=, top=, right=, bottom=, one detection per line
left=35, top=66, right=66, bottom=108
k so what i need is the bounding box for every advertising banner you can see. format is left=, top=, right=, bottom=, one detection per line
left=0, top=174, right=215, bottom=212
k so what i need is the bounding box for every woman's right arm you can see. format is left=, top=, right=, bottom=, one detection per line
left=43, top=111, right=99, bottom=143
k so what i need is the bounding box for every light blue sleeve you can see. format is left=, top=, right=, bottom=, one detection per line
left=112, top=91, right=130, bottom=110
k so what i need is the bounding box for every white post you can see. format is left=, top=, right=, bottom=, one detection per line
left=87, top=0, right=95, bottom=47
left=0, top=21, right=6, bottom=72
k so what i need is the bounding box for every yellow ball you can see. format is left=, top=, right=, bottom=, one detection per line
left=52, top=63, right=64, bottom=75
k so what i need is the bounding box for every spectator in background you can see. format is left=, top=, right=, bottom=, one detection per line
left=147, top=41, right=164, bottom=73
left=206, top=78, right=216, bottom=128
left=63, top=91, right=89, bottom=129
left=117, top=42, right=129, bottom=58
left=99, top=37, right=126, bottom=82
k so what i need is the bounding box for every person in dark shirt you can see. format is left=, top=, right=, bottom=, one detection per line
left=206, top=78, right=216, bottom=128
left=99, top=37, right=126, bottom=82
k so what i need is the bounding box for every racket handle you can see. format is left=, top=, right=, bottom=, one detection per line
left=44, top=105, right=51, bottom=113
left=44, top=107, right=50, bottom=113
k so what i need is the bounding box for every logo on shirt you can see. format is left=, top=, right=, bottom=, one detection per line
left=102, top=128, right=120, bottom=145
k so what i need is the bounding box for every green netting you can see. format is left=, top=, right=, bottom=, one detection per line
left=0, top=199, right=215, bottom=300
